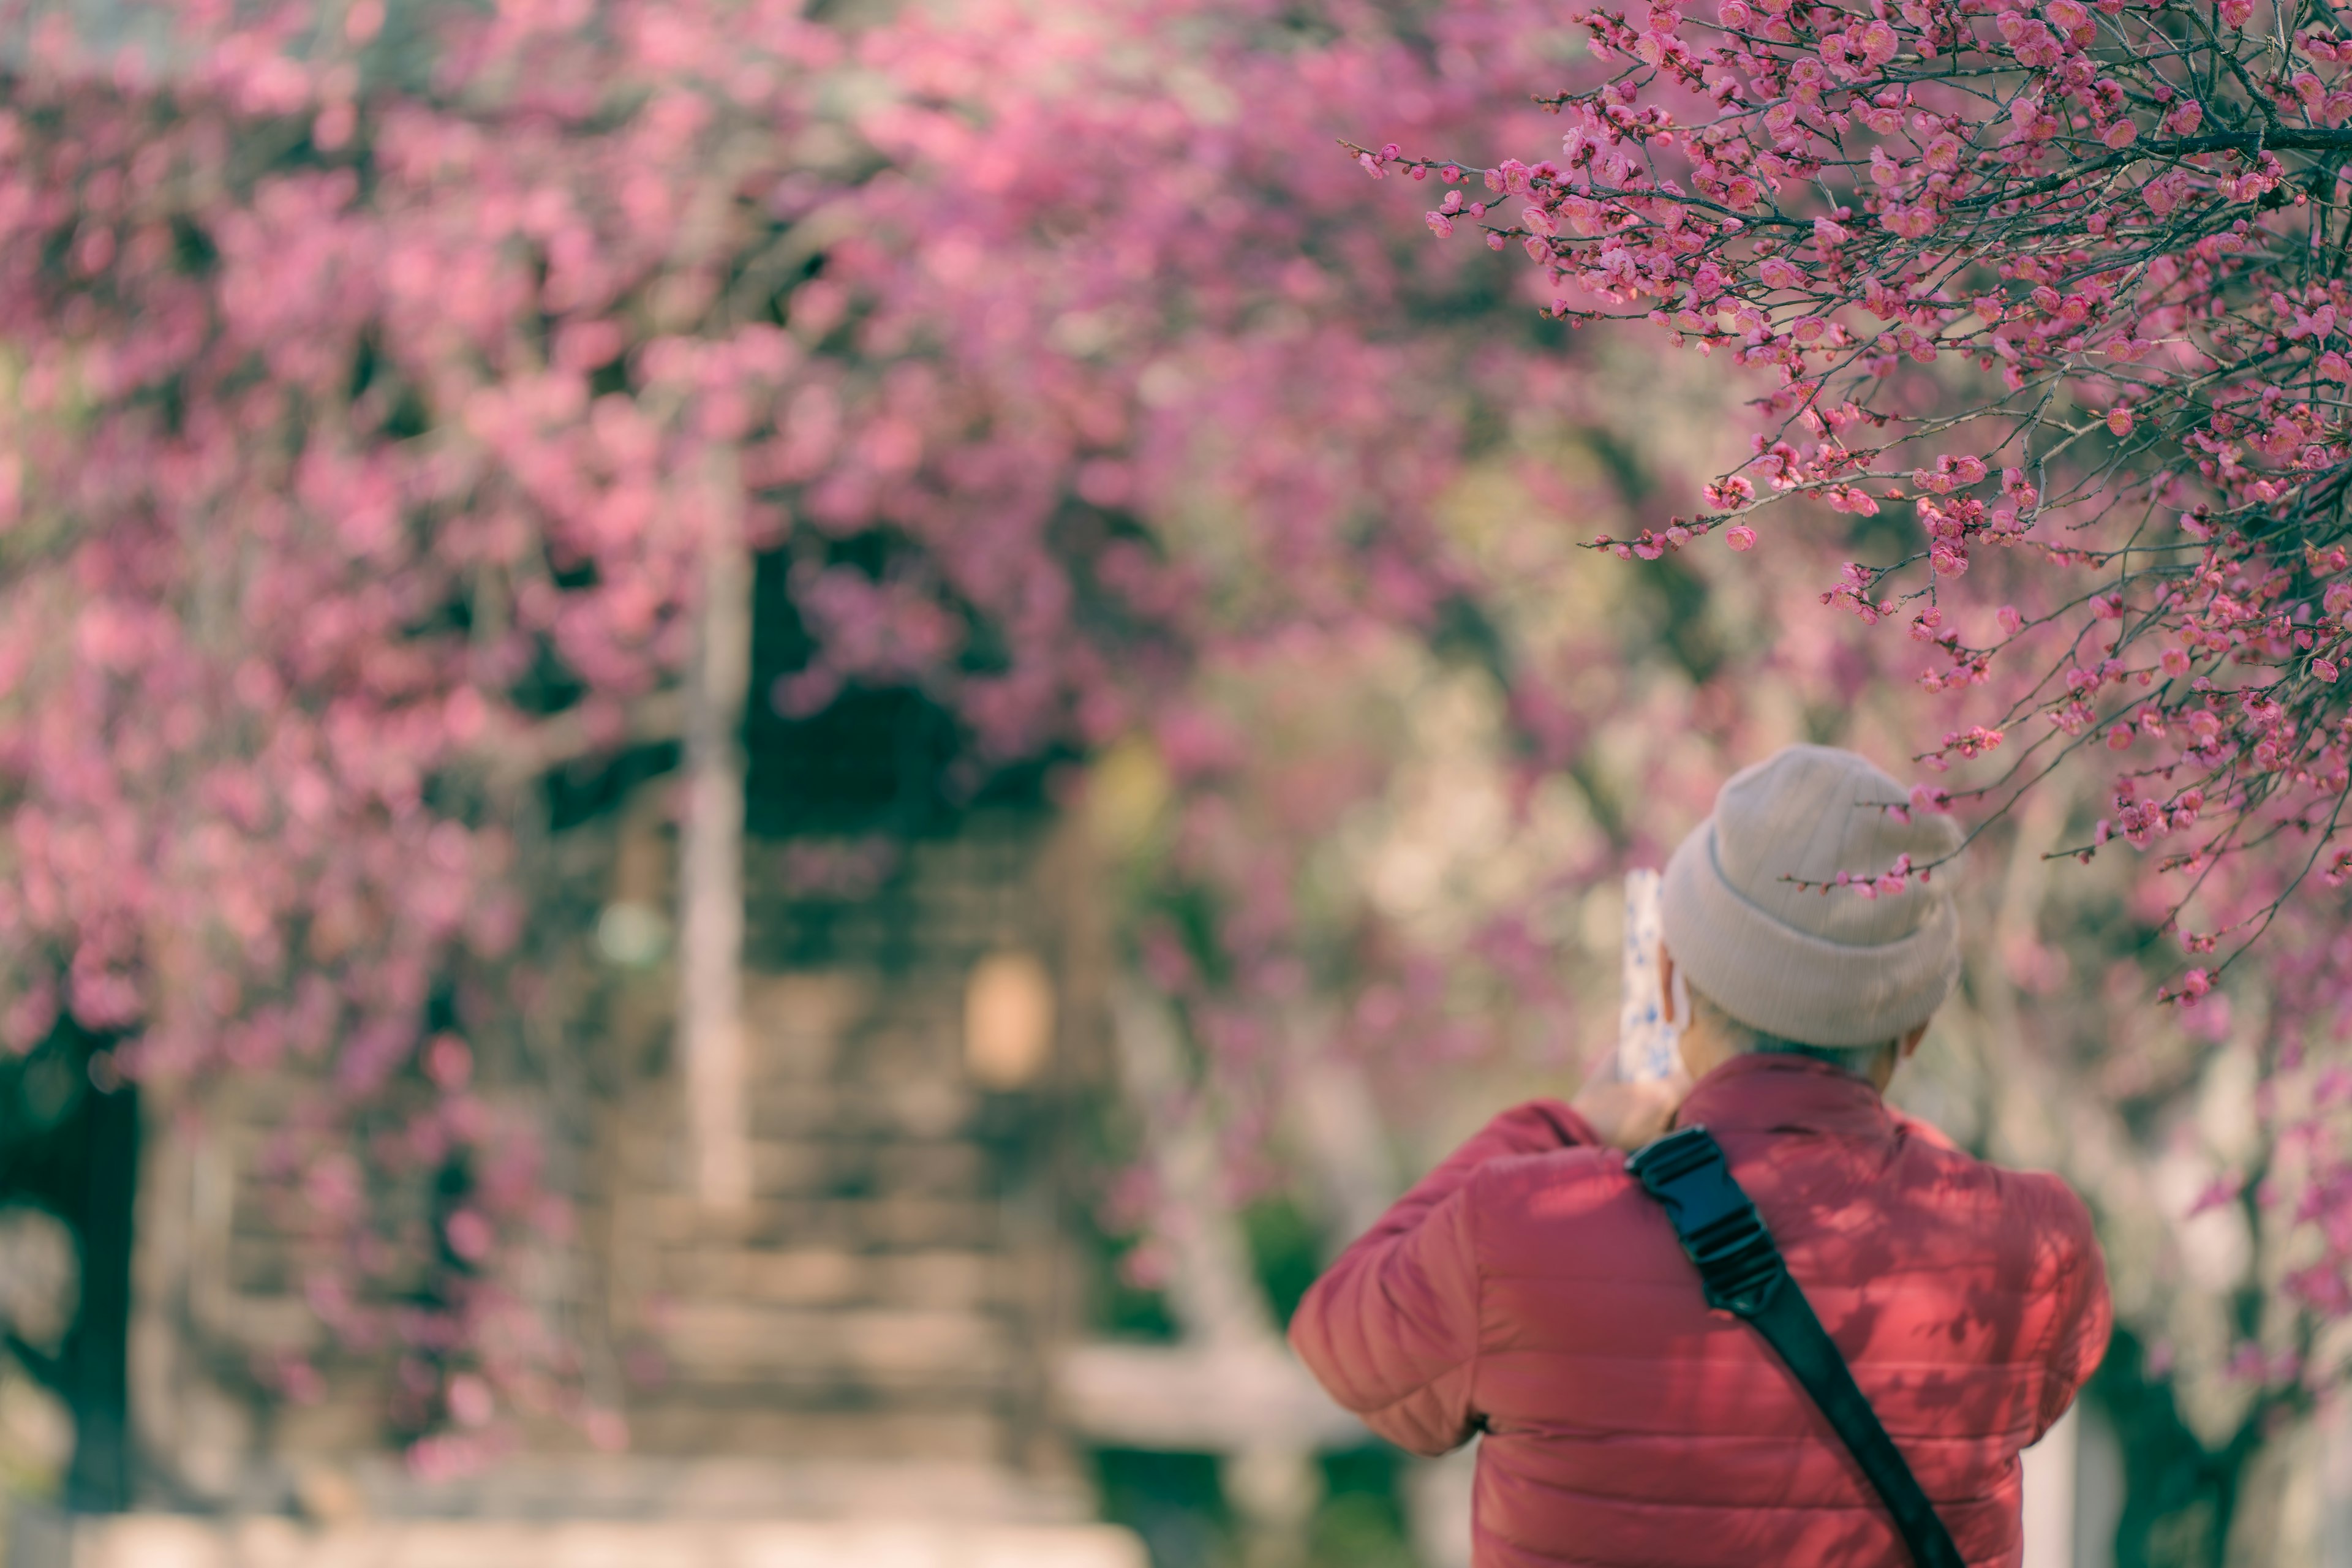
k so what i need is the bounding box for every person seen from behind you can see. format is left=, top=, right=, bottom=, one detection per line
left=1290, top=745, right=2112, bottom=1567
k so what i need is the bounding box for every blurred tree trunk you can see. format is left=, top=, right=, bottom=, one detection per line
left=677, top=460, right=753, bottom=1208
left=64, top=1077, right=138, bottom=1511
left=1113, top=986, right=1321, bottom=1568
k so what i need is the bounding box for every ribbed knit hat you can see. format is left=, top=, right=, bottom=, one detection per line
left=1660, top=744, right=1962, bottom=1048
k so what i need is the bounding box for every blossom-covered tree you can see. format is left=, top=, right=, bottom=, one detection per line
left=1364, top=0, right=2352, bottom=974
left=0, top=0, right=1612, bottom=1482
left=0, top=0, right=859, bottom=1482
left=1354, top=0, right=2352, bottom=1536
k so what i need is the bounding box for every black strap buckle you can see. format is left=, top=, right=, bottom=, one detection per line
left=1626, top=1126, right=1785, bottom=1317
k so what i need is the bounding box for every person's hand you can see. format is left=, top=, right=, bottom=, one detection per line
left=1570, top=1064, right=1693, bottom=1152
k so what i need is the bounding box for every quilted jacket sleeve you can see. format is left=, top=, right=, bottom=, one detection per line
left=1288, top=1099, right=1597, bottom=1456
left=2032, top=1178, right=2114, bottom=1442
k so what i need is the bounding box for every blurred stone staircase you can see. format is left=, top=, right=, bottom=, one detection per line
left=79, top=820, right=1133, bottom=1564
left=605, top=967, right=1056, bottom=1472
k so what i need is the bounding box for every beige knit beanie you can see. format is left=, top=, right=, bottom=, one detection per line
left=1659, top=744, right=1963, bottom=1049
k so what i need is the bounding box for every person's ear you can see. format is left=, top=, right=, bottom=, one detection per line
left=1899, top=1021, right=1929, bottom=1060
left=1659, top=944, right=1678, bottom=1025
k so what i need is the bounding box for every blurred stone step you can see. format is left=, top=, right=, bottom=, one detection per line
left=736, top=1025, right=965, bottom=1086
left=646, top=1246, right=999, bottom=1310
left=616, top=1404, right=1009, bottom=1464
left=23, top=1516, right=1145, bottom=1568
left=620, top=1194, right=1000, bottom=1250
left=617, top=1083, right=983, bottom=1142
left=736, top=974, right=961, bottom=1079
left=222, top=1238, right=304, bottom=1297
left=620, top=1072, right=997, bottom=1133
left=741, top=1081, right=979, bottom=1140
left=594, top=1083, right=983, bottom=1142
left=645, top=1303, right=1011, bottom=1390
left=616, top=1133, right=989, bottom=1200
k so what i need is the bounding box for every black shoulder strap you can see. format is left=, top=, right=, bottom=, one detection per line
left=1627, top=1126, right=1967, bottom=1568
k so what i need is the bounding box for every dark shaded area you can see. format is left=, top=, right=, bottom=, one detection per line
left=1094, top=1449, right=1233, bottom=1568
left=1311, top=1448, right=1419, bottom=1568
left=741, top=545, right=1059, bottom=839
left=744, top=685, right=984, bottom=837
left=2092, top=1323, right=2282, bottom=1568
left=62, top=1080, right=137, bottom=1511
left=1241, top=1194, right=1325, bottom=1331
left=1088, top=1444, right=1420, bottom=1568
left=535, top=546, right=1068, bottom=843
left=0, top=1028, right=138, bottom=1512
left=543, top=741, right=684, bottom=834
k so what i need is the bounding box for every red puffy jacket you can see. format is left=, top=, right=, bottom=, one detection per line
left=1289, top=1054, right=2110, bottom=1567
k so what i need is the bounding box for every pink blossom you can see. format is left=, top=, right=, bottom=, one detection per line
left=445, top=1209, right=494, bottom=1263
left=1882, top=205, right=1937, bottom=239
left=424, top=1035, right=473, bottom=1090
left=446, top=1373, right=494, bottom=1428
